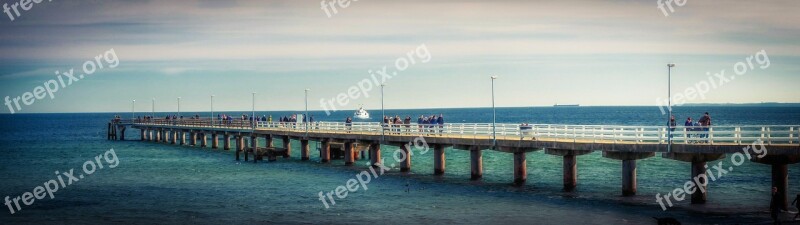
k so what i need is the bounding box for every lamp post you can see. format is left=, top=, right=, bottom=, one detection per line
left=667, top=63, right=675, bottom=152
left=151, top=98, right=155, bottom=119
left=210, top=95, right=215, bottom=126
left=491, top=75, right=498, bottom=148
left=132, top=100, right=136, bottom=121
left=305, top=89, right=310, bottom=136
left=252, top=92, right=256, bottom=130
left=380, top=83, right=386, bottom=141
left=177, top=97, right=181, bottom=119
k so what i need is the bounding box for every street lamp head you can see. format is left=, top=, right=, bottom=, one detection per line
left=668, top=63, right=676, bottom=67
left=491, top=75, right=498, bottom=79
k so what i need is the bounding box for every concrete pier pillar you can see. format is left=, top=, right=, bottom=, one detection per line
left=320, top=140, right=331, bottom=163
left=691, top=161, right=708, bottom=204
left=622, top=160, right=637, bottom=196
left=772, top=164, right=788, bottom=210
left=344, top=142, right=355, bottom=166
left=140, top=129, right=146, bottom=141
left=155, top=129, right=162, bottom=142
left=282, top=136, right=291, bottom=158
left=604, top=151, right=656, bottom=197
left=243, top=137, right=250, bottom=161
left=266, top=135, right=273, bottom=148
left=200, top=133, right=208, bottom=147
left=211, top=132, right=219, bottom=149
left=223, top=133, right=231, bottom=150
left=370, top=143, right=381, bottom=167
left=513, top=152, right=527, bottom=186
left=190, top=131, right=197, bottom=146
left=564, top=154, right=577, bottom=191
left=235, top=135, right=243, bottom=161
left=119, top=127, right=126, bottom=140
left=250, top=135, right=259, bottom=163
left=301, top=140, right=310, bottom=161
left=434, top=145, right=445, bottom=175
left=163, top=130, right=168, bottom=144
left=470, top=147, right=483, bottom=180
left=400, top=144, right=411, bottom=172
left=149, top=129, right=154, bottom=141
left=179, top=131, right=185, bottom=145
left=170, top=130, right=177, bottom=144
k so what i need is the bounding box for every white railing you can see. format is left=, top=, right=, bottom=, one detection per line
left=124, top=118, right=800, bottom=145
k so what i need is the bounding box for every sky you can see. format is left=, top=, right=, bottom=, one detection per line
left=0, top=0, right=798, bottom=114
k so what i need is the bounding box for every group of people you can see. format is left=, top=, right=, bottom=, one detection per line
left=341, top=114, right=445, bottom=135
left=668, top=112, right=712, bottom=142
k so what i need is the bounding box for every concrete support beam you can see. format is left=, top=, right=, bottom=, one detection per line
left=301, top=140, right=310, bottom=161
left=622, top=160, right=637, bottom=196
left=170, top=130, right=177, bottom=144
left=140, top=129, right=146, bottom=141
left=200, top=133, right=208, bottom=148
left=190, top=131, right=197, bottom=146
left=513, top=151, right=527, bottom=186
left=434, top=145, right=445, bottom=175
left=691, top=161, right=707, bottom=204
left=266, top=135, right=274, bottom=148
left=752, top=154, right=800, bottom=211
left=223, top=133, right=231, bottom=150
left=400, top=144, right=411, bottom=172
left=470, top=147, right=483, bottom=180
left=155, top=129, right=162, bottom=142
left=235, top=135, right=243, bottom=161
left=211, top=133, right=219, bottom=149
left=369, top=143, right=381, bottom=167
left=282, top=136, right=291, bottom=158
left=250, top=135, right=258, bottom=163
left=179, top=131, right=186, bottom=145
left=344, top=142, right=355, bottom=166
left=546, top=149, right=593, bottom=192
left=563, top=154, right=577, bottom=191
left=772, top=164, right=789, bottom=210
left=320, top=140, right=331, bottom=163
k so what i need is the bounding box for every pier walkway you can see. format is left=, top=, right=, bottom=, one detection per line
left=109, top=118, right=800, bottom=209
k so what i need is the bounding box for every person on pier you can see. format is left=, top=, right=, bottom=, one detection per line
left=437, top=114, right=444, bottom=135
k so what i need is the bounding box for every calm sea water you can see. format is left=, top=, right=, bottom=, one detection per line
left=1, top=106, right=798, bottom=224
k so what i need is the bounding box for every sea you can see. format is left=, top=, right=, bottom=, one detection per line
left=1, top=106, right=799, bottom=224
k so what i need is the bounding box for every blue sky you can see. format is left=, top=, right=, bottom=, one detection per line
left=0, top=0, right=798, bottom=113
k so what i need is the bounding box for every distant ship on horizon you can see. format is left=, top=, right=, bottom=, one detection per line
left=553, top=104, right=580, bottom=107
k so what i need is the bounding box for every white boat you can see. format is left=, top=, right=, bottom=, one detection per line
left=354, top=106, right=370, bottom=119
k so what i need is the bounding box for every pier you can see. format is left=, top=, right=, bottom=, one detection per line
left=110, top=118, right=800, bottom=209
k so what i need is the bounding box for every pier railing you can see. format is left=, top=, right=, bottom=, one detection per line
left=119, top=118, right=800, bottom=145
